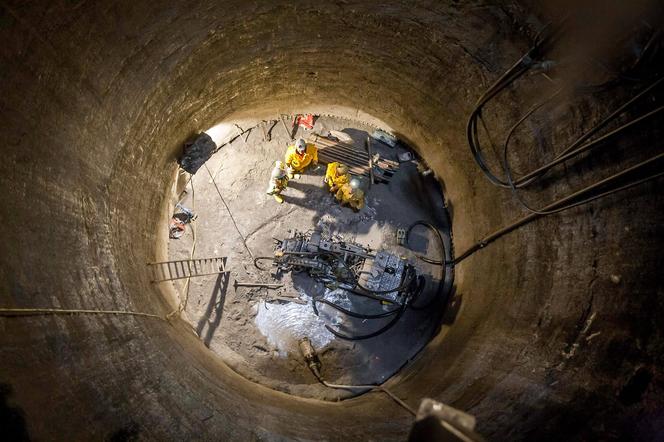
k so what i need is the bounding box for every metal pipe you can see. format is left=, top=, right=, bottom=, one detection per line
left=515, top=105, right=664, bottom=185
left=454, top=153, right=664, bottom=263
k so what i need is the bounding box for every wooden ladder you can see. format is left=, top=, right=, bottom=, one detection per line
left=147, top=257, right=228, bottom=283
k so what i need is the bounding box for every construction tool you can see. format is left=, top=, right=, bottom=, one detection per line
left=270, top=296, right=308, bottom=305
left=233, top=280, right=283, bottom=290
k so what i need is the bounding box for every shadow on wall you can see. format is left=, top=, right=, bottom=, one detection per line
left=391, top=130, right=456, bottom=223
left=196, top=266, right=230, bottom=348
left=0, top=383, right=29, bottom=441
left=108, top=420, right=141, bottom=442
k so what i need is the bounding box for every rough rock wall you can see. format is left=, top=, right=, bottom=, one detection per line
left=0, top=0, right=661, bottom=440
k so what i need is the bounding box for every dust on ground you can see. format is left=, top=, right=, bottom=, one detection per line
left=167, top=115, right=453, bottom=400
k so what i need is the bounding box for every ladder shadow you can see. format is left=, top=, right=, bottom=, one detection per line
left=196, top=269, right=230, bottom=347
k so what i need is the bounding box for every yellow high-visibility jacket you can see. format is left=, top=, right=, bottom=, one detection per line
left=285, top=143, right=318, bottom=172
left=325, top=162, right=350, bottom=190
left=335, top=184, right=365, bottom=210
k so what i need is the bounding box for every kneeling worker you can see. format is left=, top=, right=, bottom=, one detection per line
left=324, top=162, right=350, bottom=193
left=335, top=178, right=365, bottom=212
left=266, top=161, right=289, bottom=204
left=285, top=138, right=318, bottom=179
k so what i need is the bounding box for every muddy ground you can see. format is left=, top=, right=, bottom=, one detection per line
left=168, top=115, right=453, bottom=400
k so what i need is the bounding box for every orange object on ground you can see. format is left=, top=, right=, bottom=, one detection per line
left=294, top=114, right=315, bottom=129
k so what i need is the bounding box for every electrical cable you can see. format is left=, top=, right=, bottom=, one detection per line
left=0, top=307, right=165, bottom=321
left=204, top=163, right=255, bottom=260
left=465, top=21, right=562, bottom=188
left=300, top=337, right=419, bottom=415
left=404, top=221, right=450, bottom=310
left=405, top=221, right=449, bottom=266
left=453, top=154, right=664, bottom=264
left=323, top=269, right=426, bottom=341
left=504, top=145, right=664, bottom=215
left=253, top=256, right=276, bottom=271
left=323, top=302, right=408, bottom=341
left=305, top=364, right=416, bottom=415
left=467, top=21, right=663, bottom=190
left=312, top=297, right=401, bottom=319
left=512, top=104, right=664, bottom=186
left=458, top=26, right=663, bottom=265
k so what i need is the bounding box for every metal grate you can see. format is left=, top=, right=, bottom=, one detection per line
left=310, top=134, right=399, bottom=182
left=147, top=257, right=228, bottom=283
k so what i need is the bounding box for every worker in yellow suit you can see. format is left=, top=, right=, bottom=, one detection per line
left=284, top=138, right=318, bottom=179
left=324, top=162, right=350, bottom=193
left=266, top=161, right=289, bottom=204
left=335, top=178, right=365, bottom=212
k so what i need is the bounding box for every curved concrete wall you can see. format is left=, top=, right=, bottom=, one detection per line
left=1, top=1, right=661, bottom=440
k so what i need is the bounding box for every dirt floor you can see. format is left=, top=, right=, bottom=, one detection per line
left=167, top=115, right=453, bottom=400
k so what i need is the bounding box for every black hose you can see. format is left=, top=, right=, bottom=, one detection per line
left=317, top=267, right=422, bottom=340
left=405, top=221, right=450, bottom=310
left=453, top=155, right=664, bottom=264
left=405, top=221, right=450, bottom=266
left=323, top=302, right=408, bottom=341
left=346, top=288, right=406, bottom=303
left=253, top=256, right=276, bottom=271
left=409, top=275, right=438, bottom=311
left=312, top=297, right=401, bottom=319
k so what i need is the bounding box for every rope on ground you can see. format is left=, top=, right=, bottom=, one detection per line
left=313, top=371, right=417, bottom=416
left=376, top=386, right=418, bottom=416
left=0, top=308, right=165, bottom=321
left=204, top=163, right=255, bottom=259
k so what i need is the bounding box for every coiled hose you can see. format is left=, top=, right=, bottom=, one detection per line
left=405, top=221, right=451, bottom=310
left=317, top=272, right=424, bottom=341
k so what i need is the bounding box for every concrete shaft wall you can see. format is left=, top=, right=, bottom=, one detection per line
left=0, top=1, right=662, bottom=440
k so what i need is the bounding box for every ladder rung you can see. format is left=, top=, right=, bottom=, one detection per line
left=148, top=256, right=230, bottom=283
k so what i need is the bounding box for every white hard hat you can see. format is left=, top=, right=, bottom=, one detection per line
left=295, top=138, right=306, bottom=153
left=271, top=161, right=286, bottom=179
left=349, top=178, right=360, bottom=190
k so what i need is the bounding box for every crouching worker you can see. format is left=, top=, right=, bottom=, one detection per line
left=266, top=161, right=289, bottom=204
left=335, top=178, right=365, bottom=212
left=324, top=162, right=350, bottom=193
left=285, top=138, right=318, bottom=179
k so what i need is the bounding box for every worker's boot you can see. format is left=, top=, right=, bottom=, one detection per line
left=274, top=194, right=284, bottom=204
